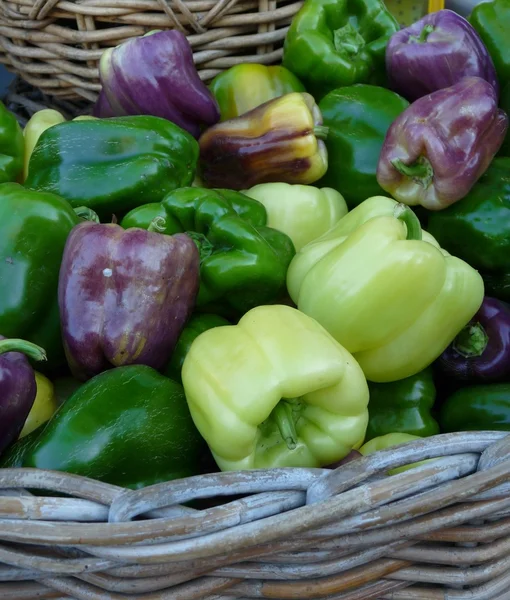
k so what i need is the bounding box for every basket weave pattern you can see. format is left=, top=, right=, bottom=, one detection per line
left=0, top=432, right=509, bottom=600
left=0, top=0, right=304, bottom=101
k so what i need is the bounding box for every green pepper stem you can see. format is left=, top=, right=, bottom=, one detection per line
left=391, top=157, right=434, bottom=190
left=74, top=206, right=100, bottom=223
left=394, top=203, right=422, bottom=241
left=0, top=339, right=47, bottom=362
left=453, top=322, right=489, bottom=358
left=148, top=216, right=167, bottom=233
left=186, top=231, right=214, bottom=263
left=410, top=24, right=435, bottom=44
left=273, top=401, right=298, bottom=451
left=313, top=125, right=329, bottom=140
left=333, top=22, right=366, bottom=57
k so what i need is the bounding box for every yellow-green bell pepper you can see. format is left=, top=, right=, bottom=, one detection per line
left=243, top=183, right=348, bottom=252
left=359, top=432, right=425, bottom=475
left=19, top=372, right=58, bottom=438
left=182, top=304, right=369, bottom=471
left=287, top=196, right=485, bottom=382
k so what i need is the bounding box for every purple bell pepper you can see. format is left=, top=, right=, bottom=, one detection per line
left=386, top=9, right=499, bottom=102
left=58, top=222, right=200, bottom=381
left=94, top=30, right=220, bottom=138
left=376, top=77, right=508, bottom=210
left=0, top=336, right=46, bottom=454
left=438, top=297, right=510, bottom=383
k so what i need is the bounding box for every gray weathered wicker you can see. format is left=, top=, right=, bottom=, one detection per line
left=1, top=431, right=509, bottom=599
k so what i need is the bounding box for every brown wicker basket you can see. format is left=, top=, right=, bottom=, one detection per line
left=1, top=431, right=509, bottom=600
left=0, top=0, right=304, bottom=102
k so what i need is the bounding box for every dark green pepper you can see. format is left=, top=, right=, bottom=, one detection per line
left=498, top=82, right=510, bottom=158
left=439, top=383, right=510, bottom=433
left=318, top=84, right=409, bottom=208
left=365, top=367, right=440, bottom=442
left=282, top=0, right=399, bottom=100
left=427, top=158, right=510, bottom=302
left=25, top=116, right=199, bottom=219
left=0, top=101, right=23, bottom=184
left=11, top=365, right=206, bottom=489
left=121, top=187, right=296, bottom=316
left=164, top=314, right=230, bottom=383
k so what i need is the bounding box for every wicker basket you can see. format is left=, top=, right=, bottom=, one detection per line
left=1, top=431, right=509, bottom=600
left=0, top=0, right=304, bottom=102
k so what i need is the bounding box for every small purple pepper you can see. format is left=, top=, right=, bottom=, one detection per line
left=58, top=222, right=200, bottom=381
left=94, top=30, right=220, bottom=138
left=0, top=336, right=46, bottom=455
left=437, top=297, right=510, bottom=383
left=386, top=9, right=499, bottom=102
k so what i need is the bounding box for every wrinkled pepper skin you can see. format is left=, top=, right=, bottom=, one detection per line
left=426, top=158, right=510, bottom=301
left=386, top=10, right=499, bottom=102
left=0, top=101, right=23, bottom=185
left=96, top=30, right=220, bottom=138
left=282, top=0, right=399, bottom=100
left=318, top=85, right=409, bottom=208
left=209, top=64, right=306, bottom=121
left=0, top=337, right=46, bottom=455
left=59, top=221, right=200, bottom=381
left=287, top=196, right=485, bottom=382
left=365, top=367, right=440, bottom=442
left=121, top=187, right=295, bottom=315
left=377, top=77, right=508, bottom=210
left=198, top=93, right=328, bottom=190
left=18, top=365, right=206, bottom=489
left=182, top=305, right=369, bottom=471
left=164, top=314, right=230, bottom=383
left=19, top=371, right=58, bottom=439
left=0, top=183, right=86, bottom=371
left=469, top=0, right=510, bottom=86
left=439, top=383, right=510, bottom=433
left=25, top=116, right=199, bottom=218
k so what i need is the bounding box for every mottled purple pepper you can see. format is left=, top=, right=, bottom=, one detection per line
left=94, top=30, right=220, bottom=138
left=376, top=77, right=508, bottom=210
left=438, top=297, right=510, bottom=383
left=386, top=10, right=499, bottom=102
left=58, top=222, right=200, bottom=381
left=0, top=336, right=46, bottom=455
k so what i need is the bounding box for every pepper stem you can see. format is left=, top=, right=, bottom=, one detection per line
left=394, top=203, right=422, bottom=241
left=0, top=339, right=47, bottom=362
left=333, top=22, right=366, bottom=57
left=273, top=401, right=298, bottom=451
left=74, top=206, right=100, bottom=223
left=391, top=157, right=434, bottom=190
left=186, top=231, right=214, bottom=262
left=409, top=24, right=435, bottom=44
left=148, top=216, right=167, bottom=233
left=313, top=125, right=329, bottom=140
left=453, top=322, right=489, bottom=358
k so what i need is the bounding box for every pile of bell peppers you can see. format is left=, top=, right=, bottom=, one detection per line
left=1, top=0, right=510, bottom=487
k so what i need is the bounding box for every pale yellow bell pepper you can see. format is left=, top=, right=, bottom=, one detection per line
left=287, top=196, right=485, bottom=383
left=243, top=183, right=348, bottom=251
left=19, top=372, right=58, bottom=438
left=182, top=304, right=369, bottom=471
left=360, top=433, right=429, bottom=475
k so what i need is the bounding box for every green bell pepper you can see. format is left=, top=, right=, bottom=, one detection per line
left=365, top=367, right=440, bottom=442
left=499, top=82, right=510, bottom=158
left=0, top=183, right=95, bottom=371
left=318, top=84, right=409, bottom=208
left=7, top=365, right=206, bottom=489
left=121, top=187, right=296, bottom=316
left=282, top=0, right=399, bottom=100
left=427, top=158, right=510, bottom=302
left=164, top=314, right=230, bottom=383
left=469, top=0, right=510, bottom=86
left=25, top=116, right=199, bottom=219
left=209, top=64, right=306, bottom=121
left=439, top=383, right=510, bottom=433
left=0, top=101, right=23, bottom=184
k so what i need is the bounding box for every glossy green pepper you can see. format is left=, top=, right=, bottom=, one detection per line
left=121, top=187, right=295, bottom=316
left=365, top=367, right=440, bottom=442
left=25, top=116, right=199, bottom=219
left=209, top=64, right=306, bottom=121
left=0, top=183, right=96, bottom=371
left=427, top=158, right=510, bottom=302
left=0, top=101, right=23, bottom=184
left=439, top=383, right=510, bottom=433
left=282, top=0, right=399, bottom=100
left=164, top=313, right=231, bottom=383
left=318, top=84, right=409, bottom=208
left=7, top=365, right=206, bottom=489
